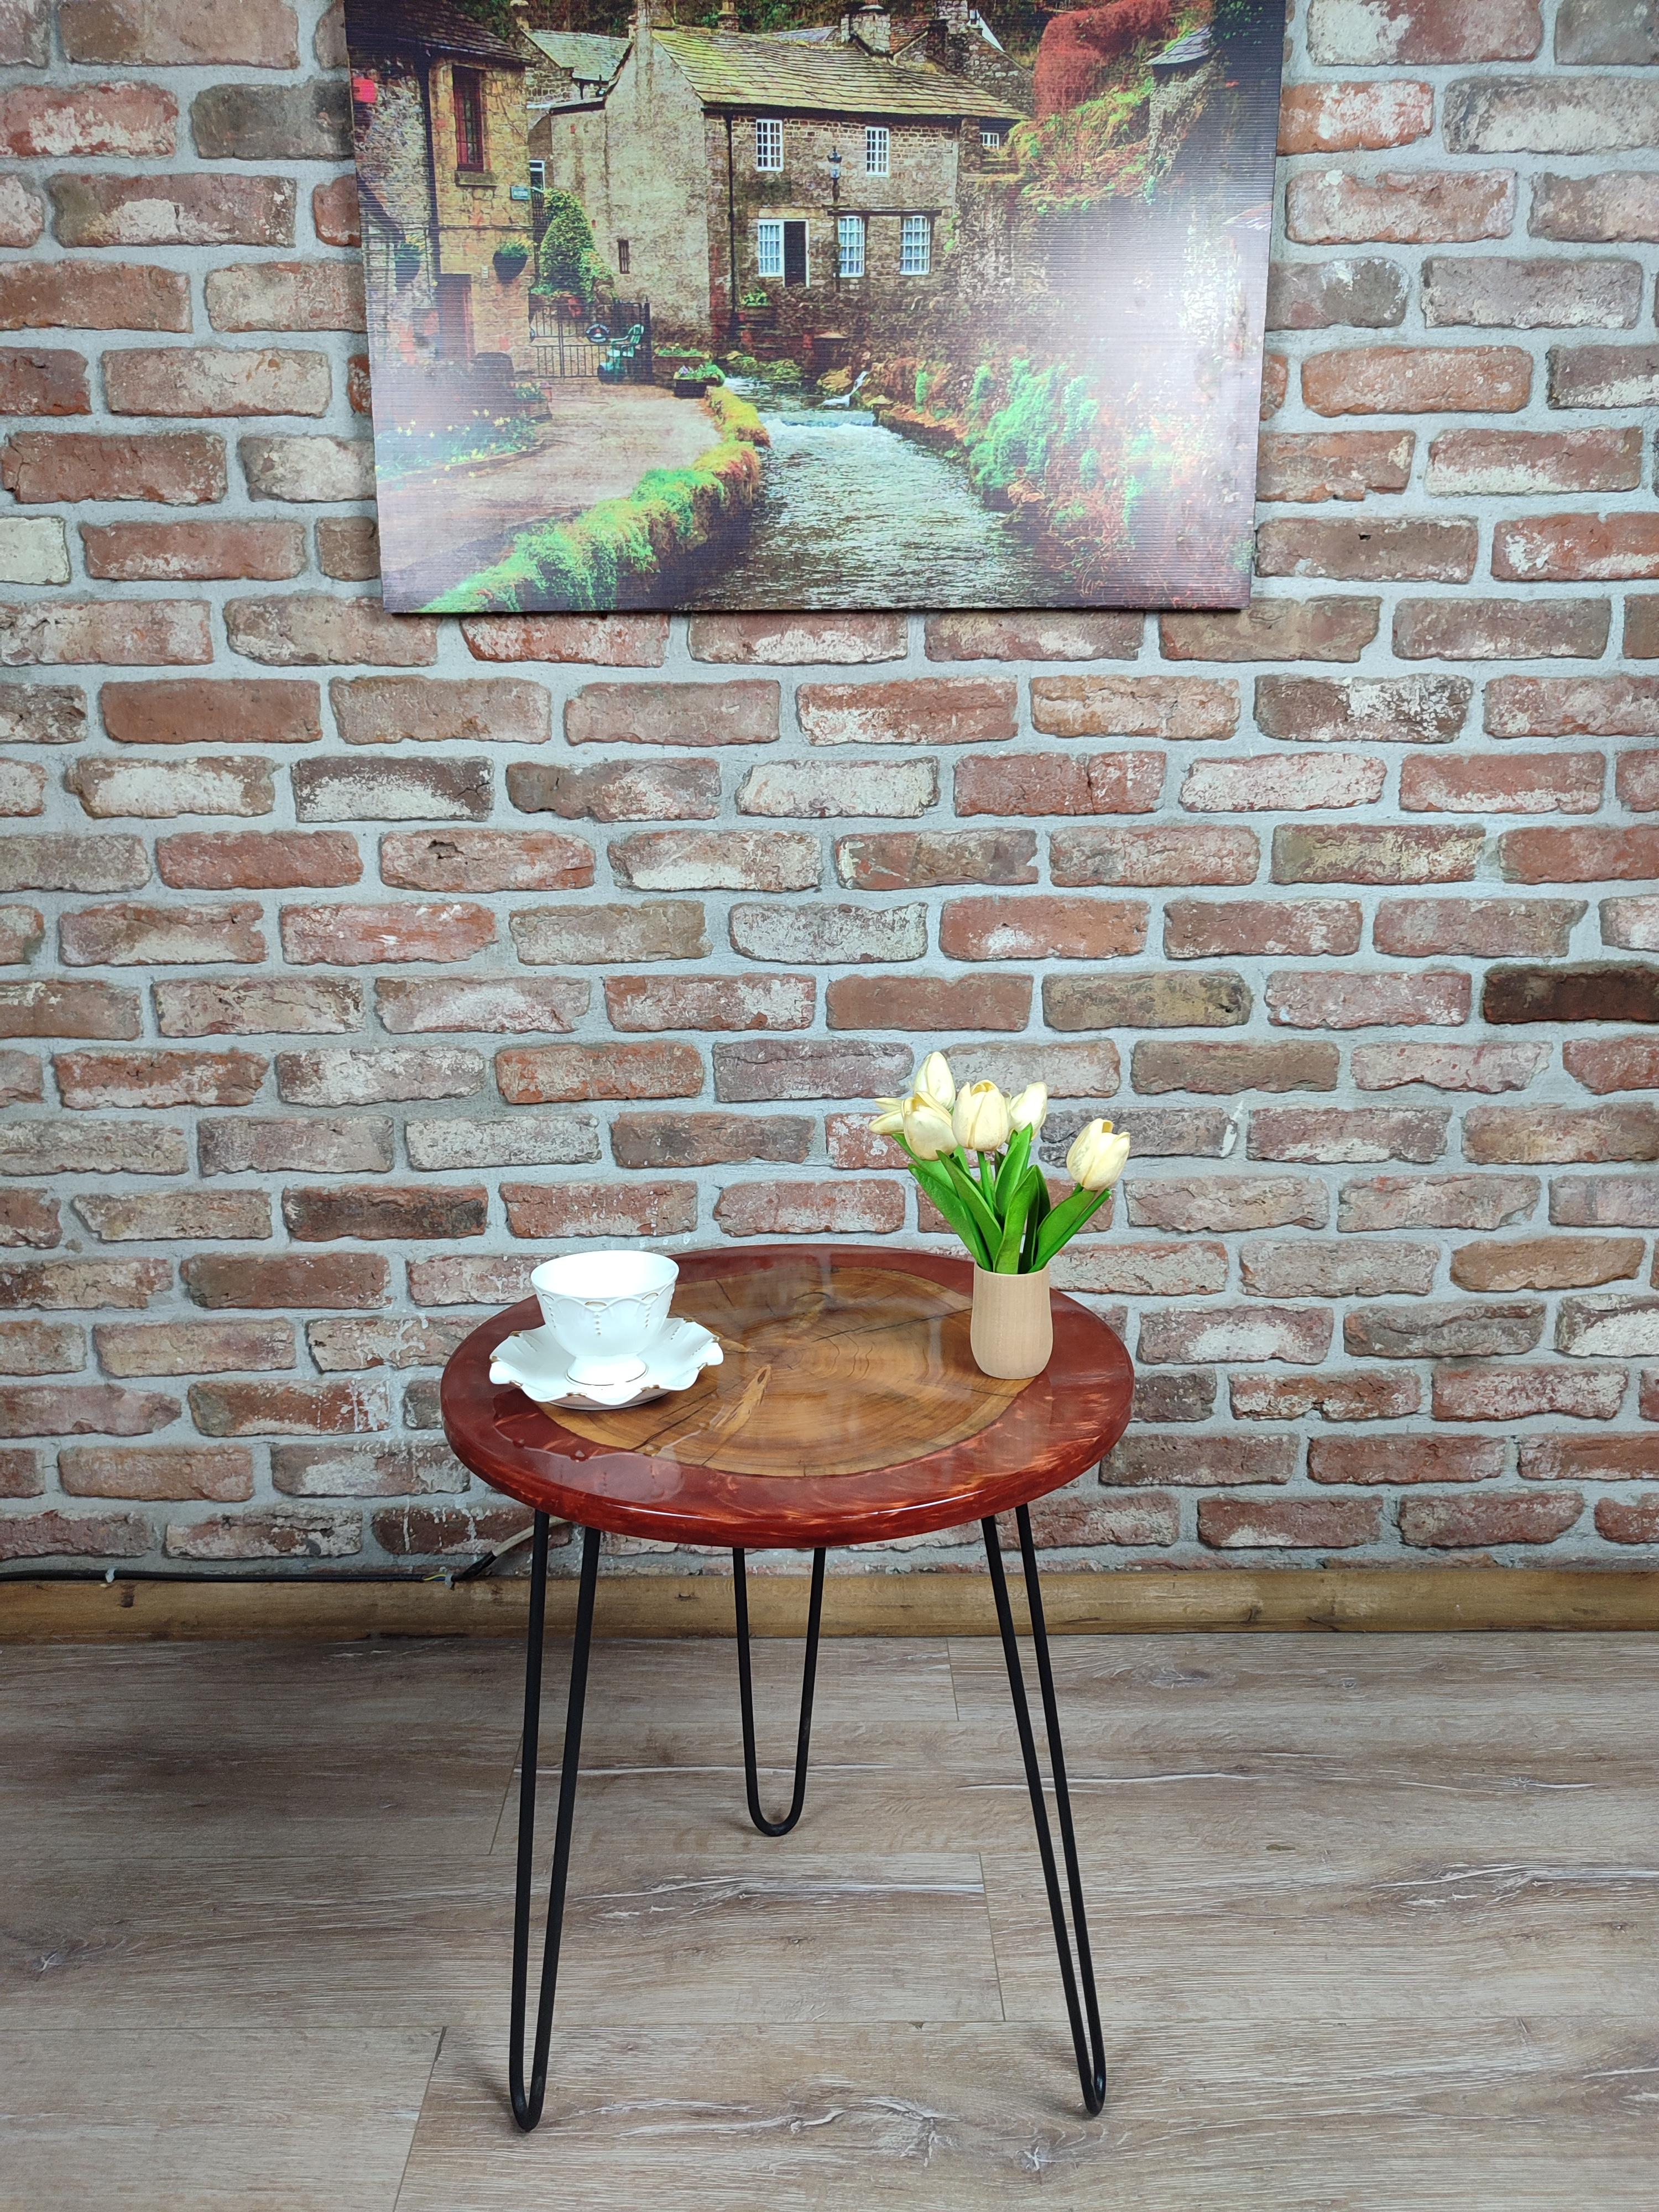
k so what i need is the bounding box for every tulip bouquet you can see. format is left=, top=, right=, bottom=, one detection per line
left=872, top=1053, right=1131, bottom=1276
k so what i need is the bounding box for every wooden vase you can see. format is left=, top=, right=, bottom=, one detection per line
left=969, top=1265, right=1053, bottom=1380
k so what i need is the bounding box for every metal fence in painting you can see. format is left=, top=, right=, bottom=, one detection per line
left=529, top=298, right=653, bottom=383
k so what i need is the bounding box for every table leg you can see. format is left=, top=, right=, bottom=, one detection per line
left=509, top=1514, right=600, bottom=2132
left=732, top=1545, right=826, bottom=1836
left=980, top=1502, right=1107, bottom=2115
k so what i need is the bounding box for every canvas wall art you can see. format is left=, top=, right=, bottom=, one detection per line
left=343, top=0, right=1284, bottom=614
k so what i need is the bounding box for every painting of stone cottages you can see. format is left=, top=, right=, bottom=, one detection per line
left=343, top=0, right=1283, bottom=613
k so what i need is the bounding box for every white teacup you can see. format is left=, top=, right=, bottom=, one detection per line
left=530, top=1249, right=679, bottom=1386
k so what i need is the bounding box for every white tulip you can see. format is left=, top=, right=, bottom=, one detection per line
left=1008, top=1081, right=1048, bottom=1134
left=952, top=1079, right=1011, bottom=1154
left=1066, top=1119, right=1130, bottom=1192
left=916, top=1051, right=956, bottom=1112
left=899, top=1094, right=957, bottom=1160
left=869, top=1106, right=905, bottom=1136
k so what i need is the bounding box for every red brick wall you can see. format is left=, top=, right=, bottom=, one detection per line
left=1, top=0, right=1657, bottom=1577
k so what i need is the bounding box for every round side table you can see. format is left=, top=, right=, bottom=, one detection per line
left=441, top=1241, right=1134, bottom=2131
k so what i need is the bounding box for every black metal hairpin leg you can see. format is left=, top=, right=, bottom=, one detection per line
left=509, top=1514, right=600, bottom=2133
left=732, top=1544, right=826, bottom=1836
left=982, top=1502, right=1107, bottom=2116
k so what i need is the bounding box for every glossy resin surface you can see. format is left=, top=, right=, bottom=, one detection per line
left=442, top=1245, right=1134, bottom=1549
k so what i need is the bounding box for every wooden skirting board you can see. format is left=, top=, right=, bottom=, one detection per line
left=3, top=1567, right=1658, bottom=1643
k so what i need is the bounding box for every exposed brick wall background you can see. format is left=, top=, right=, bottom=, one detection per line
left=2, top=0, right=1658, bottom=1578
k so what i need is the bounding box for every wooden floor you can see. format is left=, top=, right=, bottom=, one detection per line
left=2, top=1628, right=1655, bottom=2211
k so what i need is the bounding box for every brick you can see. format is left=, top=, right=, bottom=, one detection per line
left=924, top=612, right=1140, bottom=661
left=274, top=1048, right=481, bottom=1107
left=1264, top=349, right=1288, bottom=415
left=1051, top=1240, right=1228, bottom=1297
left=181, top=1252, right=388, bottom=1311
left=94, top=1319, right=290, bottom=1378
left=377, top=976, right=587, bottom=1037
left=1620, top=753, right=1659, bottom=810
left=724, top=901, right=923, bottom=966
left=1502, top=827, right=1659, bottom=883
left=1278, top=79, right=1434, bottom=153
left=1266, top=968, right=1470, bottom=1028
left=1138, top=1303, right=1330, bottom=1366
left=0, top=1256, right=169, bottom=1310
left=1252, top=1107, right=1451, bottom=1164
left=1339, top=1172, right=1539, bottom=1230
left=0, top=1187, right=58, bottom=1245
left=0, top=687, right=84, bottom=749
left=53, top=174, right=292, bottom=251
left=0, top=832, right=145, bottom=896
left=1314, top=1434, right=1509, bottom=1489
left=1273, top=824, right=1481, bottom=884
left=1256, top=673, right=1470, bottom=746
left=1255, top=519, right=1477, bottom=585
left=827, top=973, right=1031, bottom=1031
left=377, top=830, right=591, bottom=895
left=60, top=0, right=298, bottom=62
left=1433, top=1363, right=1625, bottom=1421
left=1453, top=1232, right=1642, bottom=1291
left=688, top=613, right=906, bottom=664
left=1400, top=1490, right=1580, bottom=1548
left=1557, top=1291, right=1659, bottom=1355
left=1055, top=1104, right=1230, bottom=1160
left=1597, top=1495, right=1659, bottom=1543
left=2, top=79, right=175, bottom=155
left=1232, top=1370, right=1420, bottom=1421
left=1603, top=897, right=1659, bottom=951
left=69, top=755, right=274, bottom=822
left=61, top=901, right=264, bottom=966
left=1287, top=169, right=1517, bottom=247
left=501, top=1180, right=697, bottom=1240
left=713, top=1038, right=909, bottom=1103
left=165, top=1506, right=361, bottom=1559
left=712, top=1179, right=904, bottom=1238
left=1267, top=257, right=1408, bottom=331
left=1044, top=973, right=1249, bottom=1033
left=315, top=517, right=377, bottom=581
left=1308, top=0, right=1540, bottom=61
left=567, top=679, right=776, bottom=748
left=0, top=765, right=45, bottom=821
left=72, top=1189, right=268, bottom=1245
left=402, top=1114, right=597, bottom=1172
left=281, top=1185, right=486, bottom=1243
left=0, top=980, right=139, bottom=1038
left=0, top=1380, right=175, bottom=1438
left=1427, top=426, right=1643, bottom=495
left=154, top=977, right=359, bottom=1036
left=611, top=829, right=819, bottom=893
left=225, top=597, right=437, bottom=669
left=0, top=517, right=68, bottom=587
left=1557, top=0, right=1659, bottom=60
left=1025, top=1488, right=1178, bottom=1547
left=508, top=758, right=717, bottom=822
left=0, top=173, right=41, bottom=248
left=943, top=1041, right=1120, bottom=1098
left=953, top=752, right=1164, bottom=817
left=1346, top=1300, right=1544, bottom=1358
left=240, top=435, right=371, bottom=501
left=81, top=521, right=303, bottom=587
left=1376, top=898, right=1584, bottom=960
left=1548, top=342, right=1659, bottom=408
left=1051, top=826, right=1259, bottom=888
left=0, top=260, right=190, bottom=332
left=1132, top=1040, right=1338, bottom=1095
left=836, top=830, right=1036, bottom=890
left=461, top=613, right=667, bottom=665
left=606, top=974, right=813, bottom=1032
left=304, top=1316, right=474, bottom=1373
left=1426, top=255, right=1642, bottom=330
left=58, top=1443, right=253, bottom=1500
left=510, top=900, right=705, bottom=966
left=1488, top=963, right=1659, bottom=1027
left=1256, top=430, right=1413, bottom=504
left=205, top=259, right=362, bottom=336
left=1305, top=345, right=1530, bottom=415
left=797, top=677, right=1014, bottom=747
left=270, top=1438, right=466, bottom=1497
left=1353, top=1041, right=1548, bottom=1092
left=1029, top=674, right=1238, bottom=740
left=1203, top=1495, right=1384, bottom=1548
left=1181, top=752, right=1385, bottom=813
left=311, top=173, right=358, bottom=247
left=102, top=677, right=320, bottom=747
left=0, top=351, right=91, bottom=419
left=1445, top=75, right=1659, bottom=155
left=293, top=758, right=492, bottom=824
left=496, top=1039, right=701, bottom=1107
left=190, top=77, right=347, bottom=159
left=1160, top=599, right=1379, bottom=662
left=154, top=830, right=358, bottom=892
left=1632, top=600, right=1659, bottom=656
left=55, top=1046, right=264, bottom=1109
left=1127, top=1176, right=1327, bottom=1232
left=1403, top=751, right=1603, bottom=815
left=1103, top=1432, right=1299, bottom=1487
left=0, top=1319, right=83, bottom=1375
left=0, top=1118, right=184, bottom=1174
left=0, top=1509, right=148, bottom=1560
left=1499, top=523, right=1655, bottom=598
left=1240, top=1238, right=1438, bottom=1298
left=1531, top=170, right=1659, bottom=242
left=736, top=759, right=937, bottom=817
left=1130, top=1371, right=1216, bottom=1423
left=1566, top=1036, right=1659, bottom=1095
left=106, top=346, right=326, bottom=421
left=940, top=896, right=1146, bottom=962
left=1164, top=899, right=1361, bottom=960
left=403, top=1256, right=535, bottom=1307
left=612, top=1113, right=808, bottom=1169
left=197, top=1115, right=391, bottom=1176
left=280, top=902, right=493, bottom=966
left=371, top=1503, right=543, bottom=1557
left=0, top=600, right=211, bottom=668
left=331, top=675, right=547, bottom=749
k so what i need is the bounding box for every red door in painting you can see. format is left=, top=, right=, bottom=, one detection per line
left=436, top=275, right=474, bottom=361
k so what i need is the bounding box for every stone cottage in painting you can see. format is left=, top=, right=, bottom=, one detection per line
left=532, top=0, right=1021, bottom=361
left=346, top=0, right=535, bottom=367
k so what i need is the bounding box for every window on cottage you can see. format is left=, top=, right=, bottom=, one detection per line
left=900, top=213, right=931, bottom=275
left=453, top=69, right=486, bottom=172
left=980, top=123, right=1008, bottom=149
left=617, top=238, right=631, bottom=274
left=756, top=218, right=784, bottom=278
left=528, top=159, right=545, bottom=194
left=837, top=213, right=865, bottom=278
left=755, top=117, right=783, bottom=171
left=865, top=125, right=889, bottom=176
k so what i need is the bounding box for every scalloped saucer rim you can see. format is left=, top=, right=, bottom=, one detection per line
left=489, top=1316, right=723, bottom=1410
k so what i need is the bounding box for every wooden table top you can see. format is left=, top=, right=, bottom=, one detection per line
left=440, top=1244, right=1134, bottom=1550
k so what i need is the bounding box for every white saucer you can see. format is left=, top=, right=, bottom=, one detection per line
left=489, top=1317, right=724, bottom=1410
